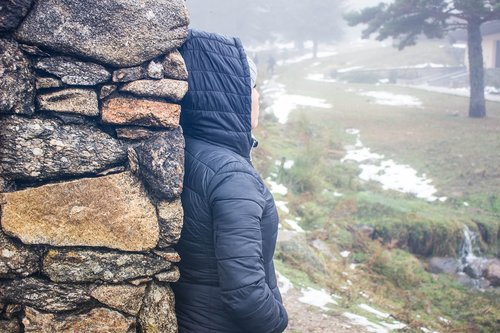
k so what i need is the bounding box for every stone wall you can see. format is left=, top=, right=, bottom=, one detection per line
left=0, top=1, right=189, bottom=332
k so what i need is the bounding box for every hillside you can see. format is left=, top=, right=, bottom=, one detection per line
left=253, top=40, right=500, bottom=333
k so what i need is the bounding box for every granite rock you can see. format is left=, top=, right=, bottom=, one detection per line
left=0, top=116, right=126, bottom=181
left=3, top=304, right=22, bottom=319
left=43, top=249, right=171, bottom=283
left=35, top=76, right=63, bottom=90
left=23, top=307, right=135, bottom=333
left=162, top=50, right=188, bottom=81
left=0, top=231, right=40, bottom=278
left=134, top=129, right=184, bottom=200
left=427, top=257, right=460, bottom=275
left=155, top=266, right=180, bottom=283
left=116, top=127, right=157, bottom=140
left=138, top=282, right=177, bottom=333
left=147, top=60, right=164, bottom=79
left=1, top=172, right=159, bottom=252
left=128, top=277, right=153, bottom=286
left=0, top=277, right=92, bottom=312
left=112, top=66, right=147, bottom=83
left=0, top=0, right=34, bottom=31
left=156, top=199, right=184, bottom=248
left=15, top=0, right=189, bottom=67
left=120, top=79, right=188, bottom=102
left=0, top=39, right=35, bottom=115
left=34, top=57, right=111, bottom=86
left=485, top=259, right=500, bottom=286
left=152, top=249, right=181, bottom=263
left=37, top=88, right=99, bottom=116
left=90, top=284, right=146, bottom=316
left=100, top=84, right=117, bottom=99
left=102, top=97, right=180, bottom=128
left=0, top=319, right=20, bottom=333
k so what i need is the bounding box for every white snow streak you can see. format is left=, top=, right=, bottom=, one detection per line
left=298, top=288, right=339, bottom=310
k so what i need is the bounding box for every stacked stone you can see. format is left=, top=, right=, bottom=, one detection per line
left=0, top=1, right=189, bottom=332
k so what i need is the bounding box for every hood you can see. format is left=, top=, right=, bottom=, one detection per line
left=179, top=29, right=253, bottom=158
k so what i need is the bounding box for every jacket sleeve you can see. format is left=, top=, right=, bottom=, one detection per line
left=209, top=164, right=288, bottom=333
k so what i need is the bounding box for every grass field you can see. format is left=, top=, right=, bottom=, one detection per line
left=253, top=40, right=500, bottom=332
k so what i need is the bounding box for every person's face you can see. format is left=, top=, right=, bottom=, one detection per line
left=251, top=87, right=260, bottom=129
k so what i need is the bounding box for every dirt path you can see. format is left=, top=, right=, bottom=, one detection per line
left=282, top=287, right=371, bottom=333
left=277, top=230, right=371, bottom=333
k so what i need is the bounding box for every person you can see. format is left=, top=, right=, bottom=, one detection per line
left=172, top=29, right=289, bottom=333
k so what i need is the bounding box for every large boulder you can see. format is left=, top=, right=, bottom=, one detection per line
left=427, top=257, right=460, bottom=275
left=37, top=88, right=99, bottom=116
left=23, top=307, right=136, bottom=333
left=101, top=97, right=181, bottom=128
left=0, top=277, right=92, bottom=312
left=0, top=172, right=159, bottom=252
left=485, top=259, right=500, bottom=287
left=120, top=79, right=188, bottom=102
left=0, top=39, right=35, bottom=115
left=15, top=0, right=189, bottom=67
left=90, top=284, right=146, bottom=316
left=0, top=116, right=127, bottom=181
left=42, top=248, right=172, bottom=283
left=34, top=57, right=111, bottom=86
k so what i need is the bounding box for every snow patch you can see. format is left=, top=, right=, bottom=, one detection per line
left=359, top=304, right=391, bottom=319
left=342, top=129, right=446, bottom=202
left=337, top=66, right=364, bottom=73
left=266, top=178, right=288, bottom=196
left=284, top=218, right=305, bottom=233
left=402, top=84, right=500, bottom=102
left=275, top=200, right=290, bottom=214
left=276, top=271, right=293, bottom=295
left=306, top=73, right=337, bottom=83
left=360, top=91, right=422, bottom=107
left=340, top=251, right=351, bottom=258
left=298, top=288, right=339, bottom=310
left=262, top=80, right=332, bottom=124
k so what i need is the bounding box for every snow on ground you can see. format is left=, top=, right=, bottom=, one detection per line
left=281, top=51, right=338, bottom=65
left=274, top=159, right=295, bottom=169
left=262, top=80, right=332, bottom=124
left=306, top=73, right=337, bottom=83
left=298, top=288, right=340, bottom=310
left=276, top=271, right=293, bottom=295
left=359, top=304, right=391, bottom=319
left=342, top=129, right=446, bottom=202
left=284, top=218, right=305, bottom=233
left=412, top=63, right=446, bottom=68
left=343, top=312, right=406, bottom=333
left=283, top=160, right=294, bottom=169
left=402, top=84, right=500, bottom=102
left=340, top=251, right=351, bottom=258
left=360, top=91, right=423, bottom=107
left=337, top=66, right=365, bottom=73
left=275, top=200, right=290, bottom=214
left=266, top=178, right=288, bottom=196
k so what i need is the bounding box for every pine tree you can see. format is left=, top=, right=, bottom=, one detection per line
left=345, top=0, right=500, bottom=118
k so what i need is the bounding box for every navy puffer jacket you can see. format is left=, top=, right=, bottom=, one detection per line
left=172, top=30, right=288, bottom=333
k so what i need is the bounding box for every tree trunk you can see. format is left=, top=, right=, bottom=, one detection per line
left=467, top=19, right=486, bottom=118
left=313, top=39, right=318, bottom=58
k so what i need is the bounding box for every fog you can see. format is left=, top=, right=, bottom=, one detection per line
left=184, top=2, right=500, bottom=332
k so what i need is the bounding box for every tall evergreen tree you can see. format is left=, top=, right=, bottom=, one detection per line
left=345, top=0, right=500, bottom=118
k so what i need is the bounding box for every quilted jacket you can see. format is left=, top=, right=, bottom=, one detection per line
left=172, top=30, right=288, bottom=333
